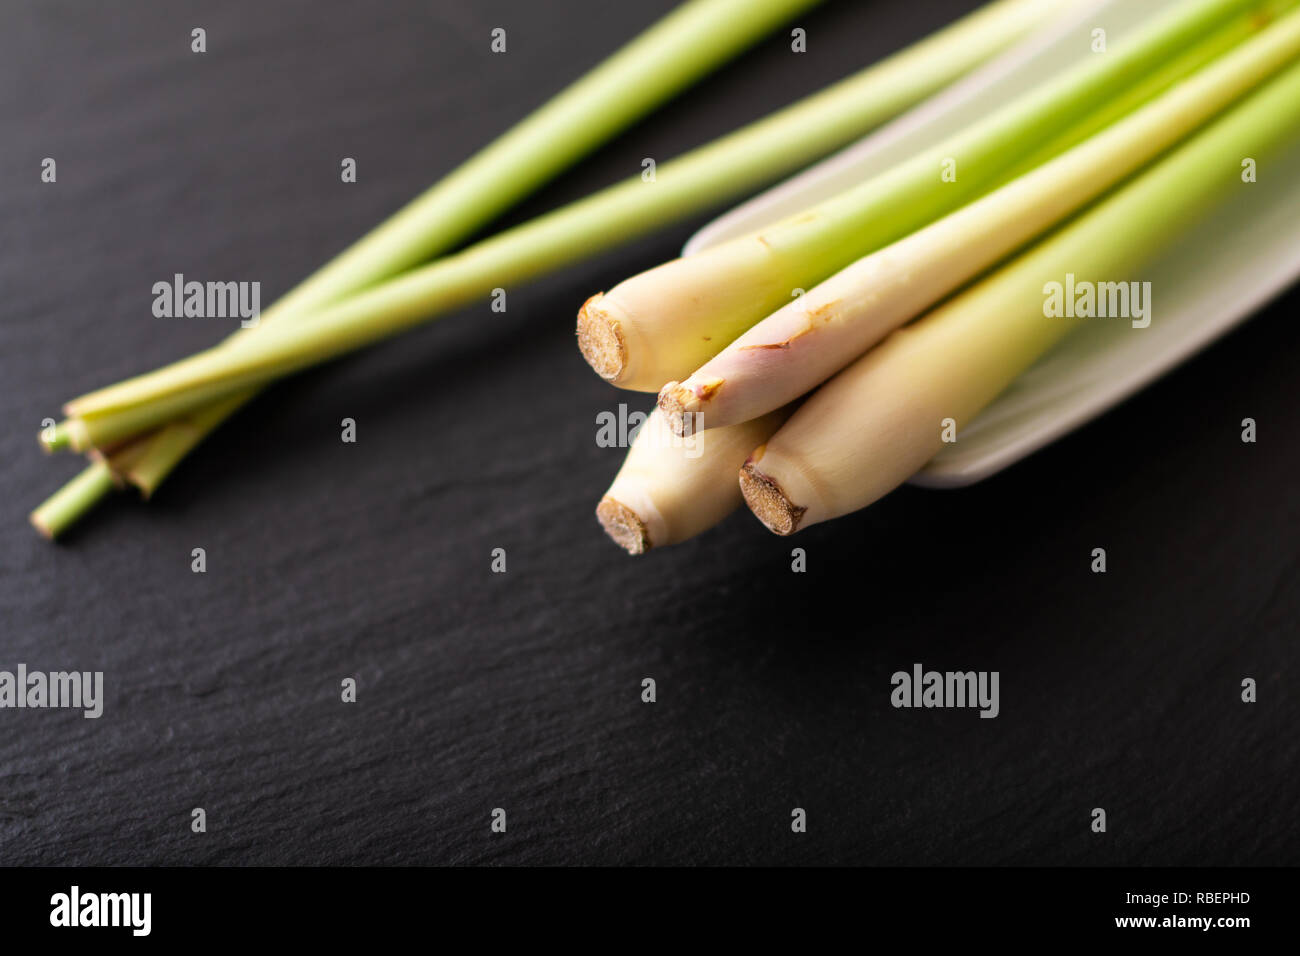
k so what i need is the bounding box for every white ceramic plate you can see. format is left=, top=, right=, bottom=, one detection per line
left=684, top=0, right=1300, bottom=486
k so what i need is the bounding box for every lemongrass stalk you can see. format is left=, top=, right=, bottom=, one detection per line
left=31, top=0, right=825, bottom=527
left=597, top=407, right=789, bottom=553
left=29, top=461, right=117, bottom=539
left=576, top=0, right=1272, bottom=391
left=1005, top=0, right=1297, bottom=180
left=55, top=0, right=1064, bottom=455
left=659, top=7, right=1300, bottom=436
left=740, top=57, right=1300, bottom=535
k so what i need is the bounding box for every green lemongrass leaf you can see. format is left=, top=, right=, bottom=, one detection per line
left=1006, top=0, right=1296, bottom=179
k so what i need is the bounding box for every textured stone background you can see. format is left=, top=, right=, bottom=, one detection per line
left=2, top=0, right=1296, bottom=865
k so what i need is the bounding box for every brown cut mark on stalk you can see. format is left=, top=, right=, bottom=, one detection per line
left=596, top=496, right=651, bottom=554
left=738, top=314, right=821, bottom=351
left=576, top=293, right=627, bottom=382
left=739, top=458, right=805, bottom=536
left=807, top=297, right=841, bottom=323
left=691, top=377, right=723, bottom=400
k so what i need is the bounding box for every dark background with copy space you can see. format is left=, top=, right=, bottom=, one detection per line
left=2, top=0, right=1296, bottom=865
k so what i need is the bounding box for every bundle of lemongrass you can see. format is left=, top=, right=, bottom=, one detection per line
left=33, top=0, right=1060, bottom=538
left=34, top=0, right=1300, bottom=551
left=586, top=0, right=1300, bottom=551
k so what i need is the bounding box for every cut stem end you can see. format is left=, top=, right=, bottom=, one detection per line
left=40, top=420, right=73, bottom=454
left=739, top=460, right=805, bottom=536
left=596, top=495, right=652, bottom=554
left=576, top=293, right=628, bottom=383
left=30, top=460, right=118, bottom=541
left=657, top=382, right=703, bottom=437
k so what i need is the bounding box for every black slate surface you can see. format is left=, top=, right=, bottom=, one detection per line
left=2, top=0, right=1297, bottom=866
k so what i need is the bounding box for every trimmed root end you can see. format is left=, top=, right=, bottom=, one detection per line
left=29, top=511, right=54, bottom=540
left=657, top=382, right=702, bottom=437
left=596, top=496, right=651, bottom=554
left=40, top=421, right=71, bottom=455
left=29, top=460, right=118, bottom=542
left=576, top=293, right=627, bottom=383
left=739, top=461, right=805, bottom=536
